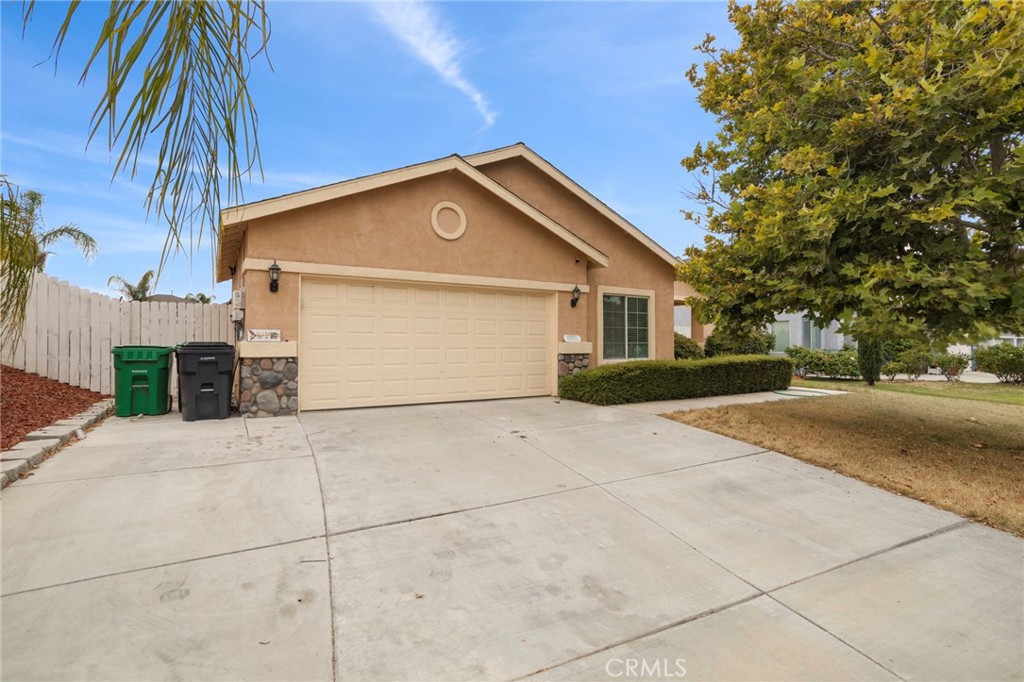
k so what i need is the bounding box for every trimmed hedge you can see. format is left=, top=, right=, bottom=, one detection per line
left=704, top=329, right=775, bottom=357
left=674, top=333, right=705, bottom=360
left=559, top=355, right=793, bottom=406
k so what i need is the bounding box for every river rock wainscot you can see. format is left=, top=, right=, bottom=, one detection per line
left=239, top=357, right=298, bottom=417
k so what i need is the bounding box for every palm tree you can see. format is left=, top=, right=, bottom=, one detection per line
left=184, top=293, right=215, bottom=304
left=2, top=184, right=98, bottom=343
left=107, top=270, right=156, bottom=302
left=9, top=190, right=98, bottom=271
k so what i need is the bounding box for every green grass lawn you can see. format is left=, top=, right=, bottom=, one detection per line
left=793, top=376, right=1024, bottom=406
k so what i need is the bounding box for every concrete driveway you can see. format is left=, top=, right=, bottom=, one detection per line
left=2, top=397, right=1021, bottom=681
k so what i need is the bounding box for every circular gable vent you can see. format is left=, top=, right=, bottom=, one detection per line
left=431, top=201, right=467, bottom=241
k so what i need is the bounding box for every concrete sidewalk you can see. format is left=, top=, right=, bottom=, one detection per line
left=2, top=397, right=1021, bottom=681
left=617, top=386, right=844, bottom=414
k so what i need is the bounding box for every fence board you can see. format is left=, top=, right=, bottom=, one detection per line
left=160, top=302, right=172, bottom=345
left=45, top=278, right=59, bottom=380
left=99, top=296, right=112, bottom=395
left=89, top=290, right=103, bottom=393
left=175, top=303, right=186, bottom=346
left=22, top=278, right=39, bottom=374
left=80, top=291, right=92, bottom=392
left=120, top=299, right=131, bottom=347
left=184, top=304, right=195, bottom=346
left=130, top=300, right=141, bottom=344
left=57, top=281, right=70, bottom=383
left=69, top=286, right=81, bottom=387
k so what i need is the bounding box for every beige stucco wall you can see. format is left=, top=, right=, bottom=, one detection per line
left=227, top=157, right=675, bottom=364
left=237, top=171, right=588, bottom=341
left=474, top=157, right=676, bottom=361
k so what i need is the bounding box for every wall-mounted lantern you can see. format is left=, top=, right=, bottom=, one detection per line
left=269, top=261, right=282, bottom=293
left=570, top=284, right=581, bottom=308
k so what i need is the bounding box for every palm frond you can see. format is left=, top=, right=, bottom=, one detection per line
left=31, top=1, right=271, bottom=285
left=37, top=224, right=99, bottom=261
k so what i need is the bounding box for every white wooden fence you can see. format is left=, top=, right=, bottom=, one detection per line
left=1, top=273, right=232, bottom=395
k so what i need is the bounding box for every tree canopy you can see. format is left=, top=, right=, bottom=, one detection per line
left=679, top=0, right=1024, bottom=343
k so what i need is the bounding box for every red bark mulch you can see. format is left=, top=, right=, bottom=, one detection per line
left=1, top=365, right=110, bottom=450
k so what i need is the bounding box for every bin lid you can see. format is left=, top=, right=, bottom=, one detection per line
left=176, top=341, right=233, bottom=347
left=175, top=341, right=235, bottom=356
left=111, top=345, right=174, bottom=354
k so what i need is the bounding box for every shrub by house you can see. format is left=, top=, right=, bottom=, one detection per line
left=559, top=356, right=792, bottom=406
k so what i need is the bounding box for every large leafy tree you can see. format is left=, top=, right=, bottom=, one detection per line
left=1, top=186, right=98, bottom=343
left=3, top=1, right=269, bottom=342
left=679, top=0, right=1024, bottom=343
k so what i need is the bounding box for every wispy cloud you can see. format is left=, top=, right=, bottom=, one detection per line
left=371, top=2, right=497, bottom=127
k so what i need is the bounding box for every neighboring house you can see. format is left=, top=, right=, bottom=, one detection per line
left=769, top=312, right=850, bottom=353
left=673, top=281, right=713, bottom=344
left=216, top=143, right=683, bottom=415
left=145, top=294, right=187, bottom=303
left=770, top=312, right=1024, bottom=365
left=949, top=335, right=1024, bottom=355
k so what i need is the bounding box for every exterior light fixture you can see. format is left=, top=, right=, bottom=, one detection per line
left=570, top=284, right=581, bottom=307
left=269, top=261, right=282, bottom=293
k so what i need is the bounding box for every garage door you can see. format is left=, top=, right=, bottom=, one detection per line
left=299, top=278, right=553, bottom=410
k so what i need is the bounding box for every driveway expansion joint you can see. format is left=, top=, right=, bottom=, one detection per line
left=325, top=482, right=599, bottom=538
left=765, top=518, right=973, bottom=595
left=766, top=594, right=909, bottom=681
left=511, top=593, right=765, bottom=681
left=0, top=534, right=326, bottom=598
left=10, top=452, right=314, bottom=487
left=299, top=418, right=339, bottom=682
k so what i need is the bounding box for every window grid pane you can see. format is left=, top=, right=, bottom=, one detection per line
left=602, top=295, right=626, bottom=359
left=626, top=296, right=648, bottom=359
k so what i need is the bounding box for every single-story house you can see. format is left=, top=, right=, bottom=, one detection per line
left=217, top=143, right=698, bottom=415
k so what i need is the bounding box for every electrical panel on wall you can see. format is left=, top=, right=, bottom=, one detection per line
left=230, top=288, right=245, bottom=322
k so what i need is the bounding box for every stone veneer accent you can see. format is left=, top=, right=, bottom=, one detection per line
left=557, top=353, right=590, bottom=379
left=239, top=357, right=298, bottom=417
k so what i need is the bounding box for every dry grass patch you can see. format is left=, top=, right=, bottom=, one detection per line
left=671, top=391, right=1024, bottom=537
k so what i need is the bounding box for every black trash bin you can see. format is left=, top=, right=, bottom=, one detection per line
left=176, top=342, right=235, bottom=421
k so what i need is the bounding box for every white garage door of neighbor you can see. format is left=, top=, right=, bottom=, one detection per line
left=299, top=278, right=553, bottom=410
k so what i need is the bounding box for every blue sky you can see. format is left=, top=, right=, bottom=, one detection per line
left=2, top=1, right=735, bottom=300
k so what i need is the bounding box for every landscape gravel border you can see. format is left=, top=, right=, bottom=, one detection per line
left=1, top=398, right=114, bottom=489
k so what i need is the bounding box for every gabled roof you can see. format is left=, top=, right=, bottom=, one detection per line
left=464, top=143, right=680, bottom=268
left=216, top=153, right=610, bottom=281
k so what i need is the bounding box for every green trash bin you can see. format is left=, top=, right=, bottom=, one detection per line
left=111, top=346, right=174, bottom=417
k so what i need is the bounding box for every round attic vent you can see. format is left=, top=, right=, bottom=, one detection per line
left=431, top=201, right=467, bottom=241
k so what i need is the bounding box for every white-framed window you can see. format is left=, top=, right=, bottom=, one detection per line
left=802, top=318, right=823, bottom=349
left=772, top=320, right=791, bottom=352
left=602, top=294, right=649, bottom=360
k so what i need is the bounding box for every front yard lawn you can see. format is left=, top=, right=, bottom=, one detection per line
left=670, top=390, right=1024, bottom=537
left=793, top=376, right=1023, bottom=406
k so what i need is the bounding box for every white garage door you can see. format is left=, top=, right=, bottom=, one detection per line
left=299, top=278, right=553, bottom=410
